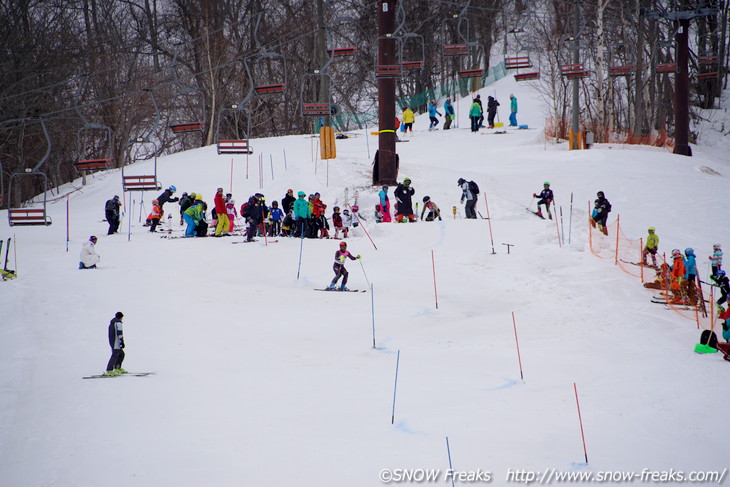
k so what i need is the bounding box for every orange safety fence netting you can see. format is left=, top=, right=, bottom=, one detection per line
left=588, top=204, right=717, bottom=331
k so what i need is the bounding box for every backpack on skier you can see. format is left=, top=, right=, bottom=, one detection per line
left=468, top=180, right=480, bottom=195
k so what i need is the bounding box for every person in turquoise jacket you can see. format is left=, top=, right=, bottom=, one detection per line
left=378, top=185, right=392, bottom=222
left=684, top=248, right=698, bottom=304
left=293, top=191, right=311, bottom=237
left=469, top=100, right=482, bottom=132
left=443, top=98, right=454, bottom=130
left=509, top=94, right=518, bottom=127
left=428, top=100, right=442, bottom=130
left=183, top=197, right=205, bottom=237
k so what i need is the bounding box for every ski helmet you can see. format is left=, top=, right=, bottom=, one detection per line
left=333, top=206, right=340, bottom=212
left=352, top=205, right=359, bottom=212
left=713, top=243, right=722, bottom=251
left=671, top=249, right=682, bottom=258
left=382, top=185, right=388, bottom=190
left=339, top=241, right=347, bottom=248
left=423, top=195, right=431, bottom=203
left=89, top=235, right=97, bottom=242
left=169, top=185, right=176, bottom=193
left=544, top=181, right=550, bottom=186
left=298, top=191, right=306, bottom=197
left=152, top=199, right=159, bottom=204
left=685, top=248, right=695, bottom=256
left=648, top=227, right=655, bottom=232
left=403, top=177, right=411, bottom=184
left=717, top=270, right=726, bottom=277
left=189, top=193, right=196, bottom=200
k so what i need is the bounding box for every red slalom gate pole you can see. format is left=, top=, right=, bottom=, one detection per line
left=573, top=382, right=589, bottom=464
left=511, top=312, right=524, bottom=380
left=431, top=250, right=439, bottom=309
left=484, top=195, right=496, bottom=254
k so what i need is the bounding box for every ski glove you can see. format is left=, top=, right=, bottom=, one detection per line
left=533, top=193, right=537, bottom=198
left=357, top=255, right=362, bottom=260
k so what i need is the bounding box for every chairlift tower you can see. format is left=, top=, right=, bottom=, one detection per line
left=375, top=0, right=398, bottom=186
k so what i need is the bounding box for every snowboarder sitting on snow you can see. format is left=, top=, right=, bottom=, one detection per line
left=327, top=241, right=360, bottom=291
left=642, top=227, right=659, bottom=267
left=590, top=191, right=611, bottom=236
left=394, top=178, right=416, bottom=222
left=147, top=199, right=163, bottom=232
left=533, top=182, right=553, bottom=219
left=420, top=196, right=442, bottom=221
left=709, top=244, right=723, bottom=281
left=79, top=235, right=100, bottom=269
left=105, top=311, right=126, bottom=376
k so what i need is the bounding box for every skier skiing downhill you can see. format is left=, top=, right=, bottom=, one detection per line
left=327, top=241, right=361, bottom=291
left=590, top=191, right=612, bottom=236
left=533, top=182, right=553, bottom=219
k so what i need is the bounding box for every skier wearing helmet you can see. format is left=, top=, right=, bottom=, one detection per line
left=427, top=100, right=442, bottom=130
left=684, top=248, right=698, bottom=304
left=669, top=249, right=687, bottom=304
left=327, top=241, right=361, bottom=291
left=420, top=196, right=442, bottom=221
left=715, top=270, right=729, bottom=308
left=709, top=244, right=723, bottom=280
left=642, top=227, right=659, bottom=267
left=532, top=182, right=553, bottom=219
left=394, top=178, right=416, bottom=222
left=156, top=185, right=179, bottom=211
left=378, top=185, right=392, bottom=223
left=590, top=191, right=612, bottom=236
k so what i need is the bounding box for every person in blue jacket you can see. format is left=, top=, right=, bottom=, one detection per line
left=443, top=98, right=454, bottom=130
left=428, top=100, right=442, bottom=130
left=684, top=248, right=698, bottom=304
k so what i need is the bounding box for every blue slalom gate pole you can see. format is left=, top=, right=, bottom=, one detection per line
left=296, top=234, right=304, bottom=280
left=391, top=350, right=400, bottom=424
left=270, top=154, right=274, bottom=180
left=446, top=436, right=455, bottom=487
left=370, top=283, right=376, bottom=348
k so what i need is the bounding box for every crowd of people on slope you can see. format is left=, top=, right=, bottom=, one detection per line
left=395, top=93, right=519, bottom=135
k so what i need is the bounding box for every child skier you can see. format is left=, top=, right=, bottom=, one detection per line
left=225, top=197, right=237, bottom=233
left=709, top=244, right=723, bottom=280
left=342, top=208, right=353, bottom=237
left=428, top=100, right=442, bottom=130
left=332, top=206, right=345, bottom=239
left=378, top=185, right=392, bottom=222
left=642, top=227, right=659, bottom=267
left=350, top=205, right=367, bottom=227
left=105, top=311, right=126, bottom=376
left=714, top=270, right=729, bottom=308
left=532, top=182, right=553, bottom=219
left=420, top=196, right=442, bottom=221
left=669, top=249, right=687, bottom=304
left=147, top=199, right=163, bottom=232
left=269, top=200, right=284, bottom=236
left=684, top=248, right=698, bottom=304
left=327, top=241, right=360, bottom=291
left=590, top=191, right=612, bottom=236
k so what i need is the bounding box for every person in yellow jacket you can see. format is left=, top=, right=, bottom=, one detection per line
left=402, top=107, right=415, bottom=134
left=642, top=227, right=659, bottom=267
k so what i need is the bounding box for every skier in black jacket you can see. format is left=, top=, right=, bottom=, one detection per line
left=105, top=312, right=126, bottom=376
left=105, top=195, right=121, bottom=234
left=591, top=191, right=612, bottom=236
left=394, top=177, right=416, bottom=222
left=487, top=96, right=500, bottom=128
left=532, top=182, right=554, bottom=219
left=281, top=189, right=296, bottom=215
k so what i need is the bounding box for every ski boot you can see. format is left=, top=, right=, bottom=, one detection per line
left=114, top=368, right=127, bottom=374
left=104, top=370, right=119, bottom=377
left=339, top=284, right=349, bottom=291
left=327, top=283, right=337, bottom=290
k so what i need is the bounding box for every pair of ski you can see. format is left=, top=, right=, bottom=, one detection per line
left=0, top=237, right=16, bottom=280
left=621, top=259, right=658, bottom=269
left=231, top=239, right=279, bottom=244
left=526, top=209, right=550, bottom=220
left=83, top=371, right=155, bottom=379
left=314, top=288, right=366, bottom=293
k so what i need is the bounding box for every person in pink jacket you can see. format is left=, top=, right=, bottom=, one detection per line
left=378, top=185, right=392, bottom=222
left=226, top=194, right=237, bottom=233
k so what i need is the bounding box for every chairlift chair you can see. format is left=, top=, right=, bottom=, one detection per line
left=301, top=71, right=334, bottom=117
left=505, top=56, right=532, bottom=69
left=74, top=124, right=114, bottom=172
left=375, top=35, right=403, bottom=79
left=656, top=63, right=676, bottom=74
left=122, top=89, right=162, bottom=192
left=7, top=118, right=53, bottom=226
left=253, top=52, right=287, bottom=95
left=457, top=43, right=485, bottom=79
left=609, top=65, right=634, bottom=76
left=561, top=64, right=590, bottom=79
left=400, top=33, right=425, bottom=71
left=168, top=49, right=206, bottom=134
left=215, top=106, right=254, bottom=155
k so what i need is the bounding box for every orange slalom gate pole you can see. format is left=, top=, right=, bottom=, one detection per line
left=511, top=312, right=524, bottom=380
left=484, top=196, right=496, bottom=254
left=573, top=382, right=589, bottom=464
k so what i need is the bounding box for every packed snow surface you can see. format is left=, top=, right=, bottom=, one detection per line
left=1, top=75, right=729, bottom=486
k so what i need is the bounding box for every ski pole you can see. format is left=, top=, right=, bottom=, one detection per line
left=348, top=204, right=378, bottom=250
left=359, top=257, right=371, bottom=289
left=560, top=206, right=565, bottom=245
left=370, top=283, right=376, bottom=349
left=528, top=195, right=536, bottom=210
left=296, top=233, right=304, bottom=280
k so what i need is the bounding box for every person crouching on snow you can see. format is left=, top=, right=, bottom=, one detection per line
left=328, top=241, right=360, bottom=291
left=79, top=235, right=100, bottom=269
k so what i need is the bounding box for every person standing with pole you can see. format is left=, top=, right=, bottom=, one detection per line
left=458, top=178, right=478, bottom=219
left=105, top=312, right=126, bottom=376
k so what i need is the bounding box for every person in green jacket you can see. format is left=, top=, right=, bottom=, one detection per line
left=469, top=100, right=482, bottom=132
left=183, top=197, right=205, bottom=237
left=292, top=191, right=311, bottom=237
left=642, top=227, right=659, bottom=267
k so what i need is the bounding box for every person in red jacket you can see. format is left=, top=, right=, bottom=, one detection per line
left=312, top=193, right=329, bottom=238
left=213, top=188, right=229, bottom=237
left=669, top=249, right=686, bottom=304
